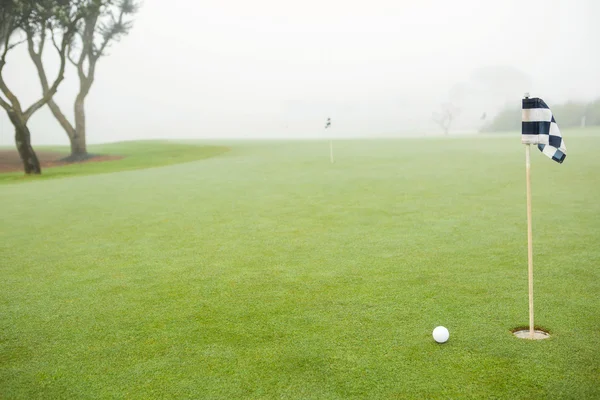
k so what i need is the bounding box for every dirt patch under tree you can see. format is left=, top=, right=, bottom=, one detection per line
left=0, top=150, right=123, bottom=173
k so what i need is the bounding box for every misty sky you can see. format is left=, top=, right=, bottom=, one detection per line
left=1, top=0, right=598, bottom=146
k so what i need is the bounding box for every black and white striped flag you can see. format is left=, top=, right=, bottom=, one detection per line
left=522, top=98, right=566, bottom=163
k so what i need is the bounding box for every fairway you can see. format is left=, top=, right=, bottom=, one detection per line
left=1, top=132, right=599, bottom=398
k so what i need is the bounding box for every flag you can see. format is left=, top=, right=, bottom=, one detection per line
left=325, top=118, right=331, bottom=129
left=522, top=98, right=566, bottom=163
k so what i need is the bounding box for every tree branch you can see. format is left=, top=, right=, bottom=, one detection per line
left=0, top=94, right=11, bottom=111
left=50, top=28, right=61, bottom=54
left=38, top=20, right=47, bottom=56
left=27, top=33, right=49, bottom=91
left=95, top=32, right=111, bottom=59
left=23, top=36, right=69, bottom=121
left=0, top=72, right=21, bottom=112
left=6, top=38, right=26, bottom=52
left=77, top=41, right=87, bottom=82
left=94, top=2, right=135, bottom=60
left=1, top=21, right=13, bottom=65
left=26, top=15, right=76, bottom=139
left=0, top=17, right=23, bottom=112
left=67, top=47, right=78, bottom=67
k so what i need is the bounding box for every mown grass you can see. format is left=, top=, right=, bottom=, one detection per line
left=0, top=140, right=229, bottom=184
left=1, top=129, right=599, bottom=398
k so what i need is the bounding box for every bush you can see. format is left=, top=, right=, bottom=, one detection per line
left=585, top=99, right=600, bottom=126
left=552, top=102, right=587, bottom=128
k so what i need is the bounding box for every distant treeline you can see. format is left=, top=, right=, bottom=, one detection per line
left=481, top=98, right=600, bottom=132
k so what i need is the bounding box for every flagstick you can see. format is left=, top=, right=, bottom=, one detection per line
left=329, top=140, right=334, bottom=164
left=525, top=144, right=535, bottom=338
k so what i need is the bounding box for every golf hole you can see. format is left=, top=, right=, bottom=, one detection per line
left=511, top=326, right=550, bottom=340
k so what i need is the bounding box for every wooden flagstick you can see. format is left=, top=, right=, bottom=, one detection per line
left=515, top=93, right=550, bottom=340
left=325, top=118, right=333, bottom=163
left=330, top=139, right=334, bottom=164
left=525, top=142, right=534, bottom=338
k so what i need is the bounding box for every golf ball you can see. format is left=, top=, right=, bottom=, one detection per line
left=433, top=326, right=449, bottom=343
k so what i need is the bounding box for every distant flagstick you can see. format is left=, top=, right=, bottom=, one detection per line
left=330, top=140, right=334, bottom=164
left=325, top=118, right=333, bottom=163
left=518, top=93, right=566, bottom=340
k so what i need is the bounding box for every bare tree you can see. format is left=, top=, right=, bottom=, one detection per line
left=29, top=0, right=139, bottom=161
left=0, top=0, right=82, bottom=174
left=432, top=102, right=460, bottom=135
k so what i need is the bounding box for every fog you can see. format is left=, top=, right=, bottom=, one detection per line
left=1, top=0, right=598, bottom=146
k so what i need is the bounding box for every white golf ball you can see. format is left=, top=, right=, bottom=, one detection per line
left=433, top=326, right=449, bottom=343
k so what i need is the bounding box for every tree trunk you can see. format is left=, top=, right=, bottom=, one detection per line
left=69, top=95, right=88, bottom=160
left=15, top=128, right=41, bottom=174
left=8, top=112, right=41, bottom=174
left=69, top=133, right=87, bottom=159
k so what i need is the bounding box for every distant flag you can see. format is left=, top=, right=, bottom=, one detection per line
left=522, top=97, right=566, bottom=164
left=325, top=118, right=333, bottom=163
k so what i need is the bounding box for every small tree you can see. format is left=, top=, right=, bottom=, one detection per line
left=29, top=0, right=139, bottom=160
left=432, top=102, right=460, bottom=135
left=0, top=0, right=82, bottom=174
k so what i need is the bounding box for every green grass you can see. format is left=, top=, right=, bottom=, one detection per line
left=0, top=140, right=229, bottom=184
left=1, top=129, right=599, bottom=398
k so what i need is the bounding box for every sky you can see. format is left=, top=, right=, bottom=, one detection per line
left=0, top=0, right=599, bottom=145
